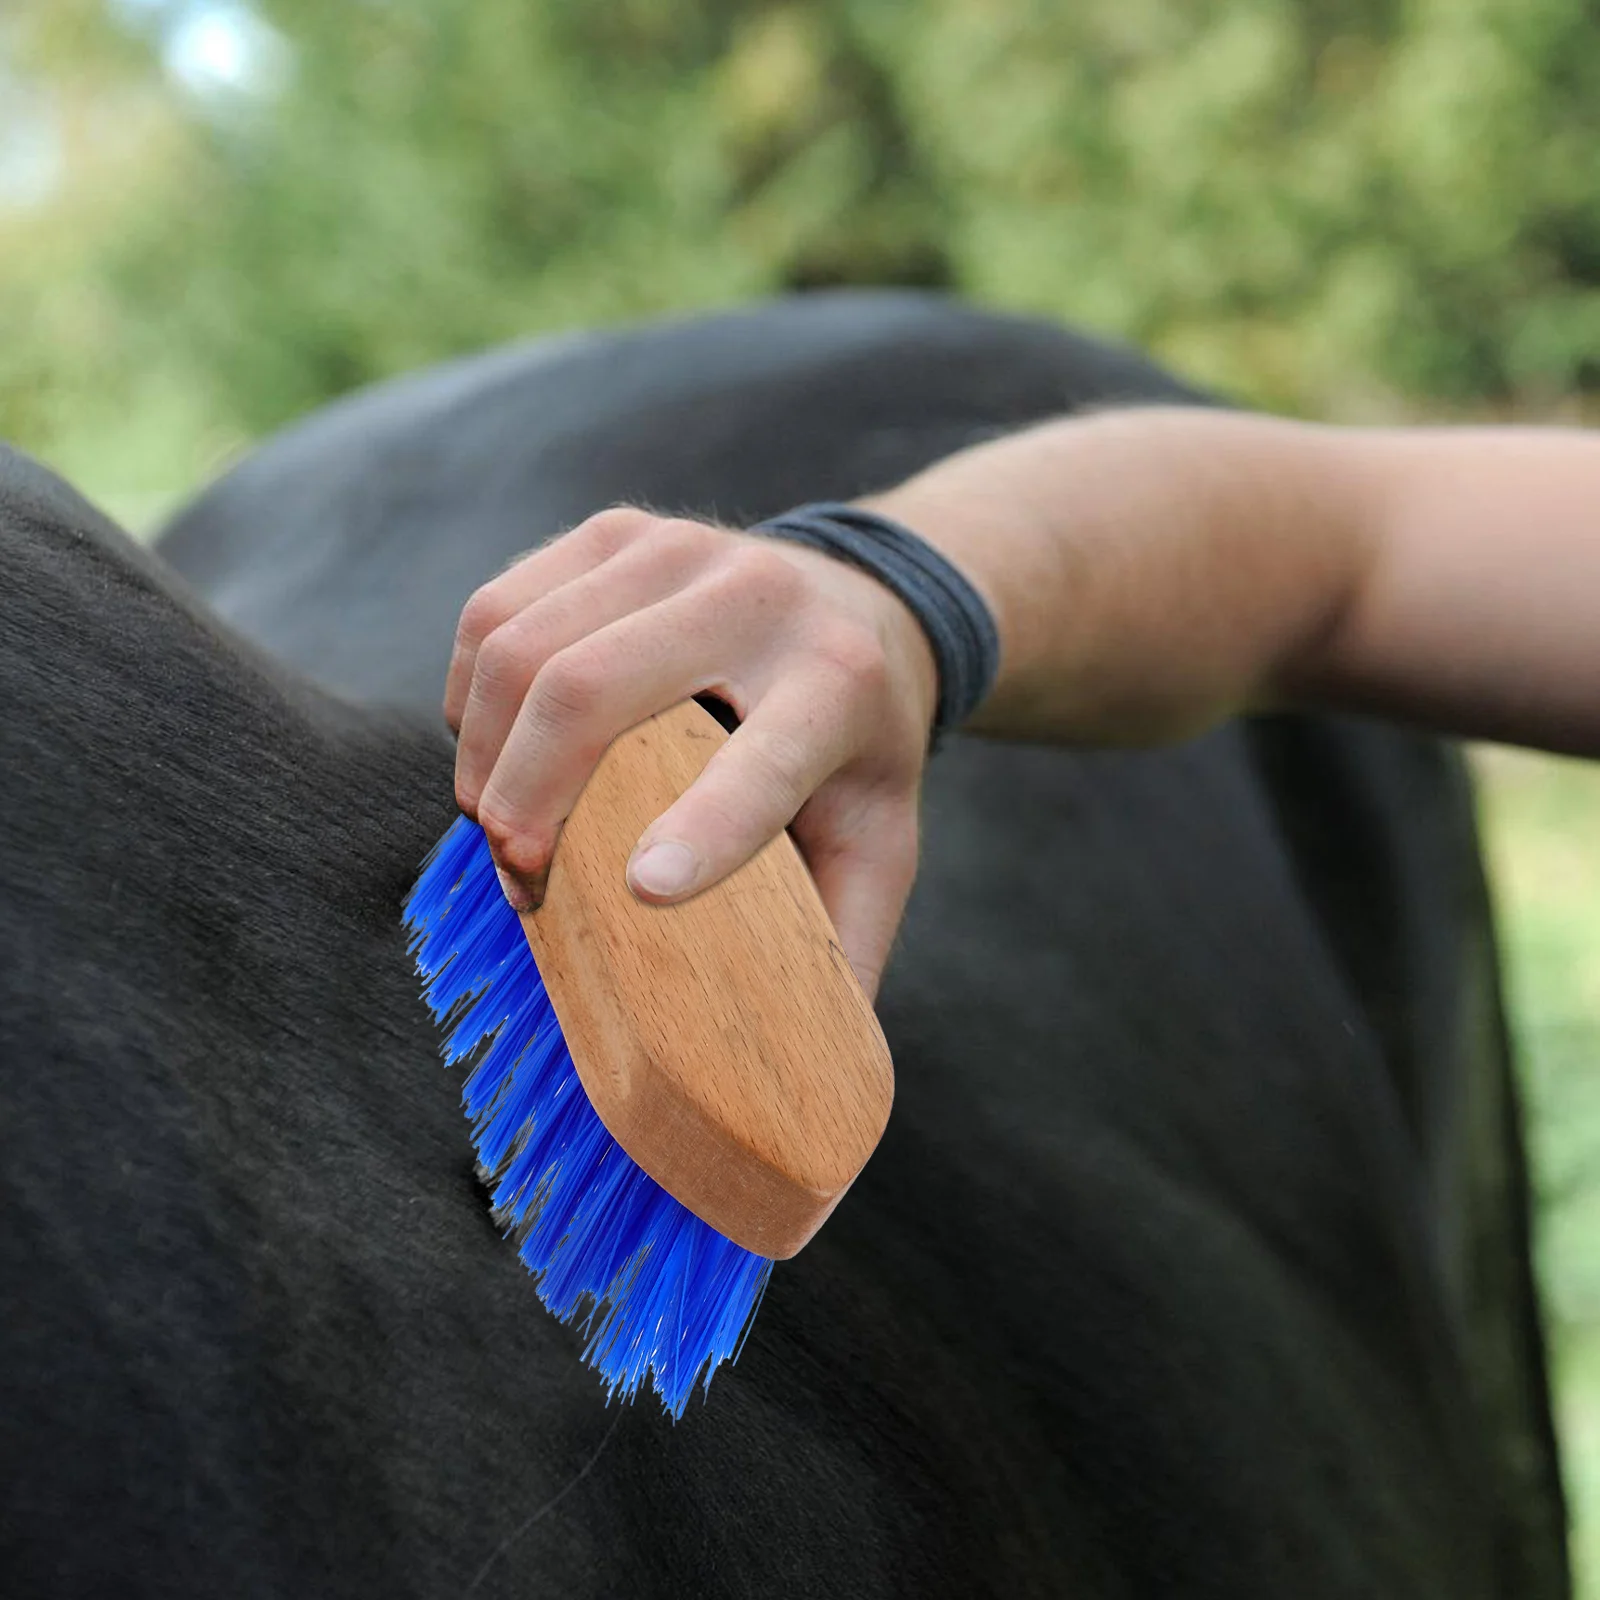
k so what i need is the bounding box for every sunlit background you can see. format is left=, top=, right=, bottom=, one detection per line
left=4, top=1, right=1598, bottom=1587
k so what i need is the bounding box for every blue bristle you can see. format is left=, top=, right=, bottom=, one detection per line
left=401, top=815, right=774, bottom=1419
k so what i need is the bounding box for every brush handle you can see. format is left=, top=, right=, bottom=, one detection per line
left=515, top=699, right=894, bottom=1259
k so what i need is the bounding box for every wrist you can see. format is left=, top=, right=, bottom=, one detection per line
left=754, top=501, right=999, bottom=745
left=853, top=483, right=1042, bottom=737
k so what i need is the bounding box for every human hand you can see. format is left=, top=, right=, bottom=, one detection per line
left=443, top=507, right=940, bottom=999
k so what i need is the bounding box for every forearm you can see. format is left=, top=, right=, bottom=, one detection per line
left=1292, top=425, right=1600, bottom=756
left=864, top=407, right=1600, bottom=756
left=861, top=408, right=1374, bottom=743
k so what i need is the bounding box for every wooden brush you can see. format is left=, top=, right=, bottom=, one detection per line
left=403, top=699, right=894, bottom=1417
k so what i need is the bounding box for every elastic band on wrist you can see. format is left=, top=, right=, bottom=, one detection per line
left=753, top=500, right=1000, bottom=746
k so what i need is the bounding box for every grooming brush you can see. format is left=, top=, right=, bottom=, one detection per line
left=403, top=698, right=894, bottom=1418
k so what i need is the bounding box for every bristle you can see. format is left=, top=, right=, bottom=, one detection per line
left=402, top=815, right=774, bottom=1419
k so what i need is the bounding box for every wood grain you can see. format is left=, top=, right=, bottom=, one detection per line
left=517, top=699, right=895, bottom=1259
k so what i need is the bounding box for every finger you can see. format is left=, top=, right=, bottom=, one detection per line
left=444, top=506, right=666, bottom=728
left=792, top=793, right=920, bottom=1002
left=453, top=521, right=716, bottom=811
left=473, top=585, right=805, bottom=908
left=624, top=670, right=863, bottom=907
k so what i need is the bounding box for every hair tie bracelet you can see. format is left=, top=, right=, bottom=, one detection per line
left=753, top=501, right=1000, bottom=747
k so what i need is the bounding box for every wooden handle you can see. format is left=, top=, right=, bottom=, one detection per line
left=517, top=699, right=894, bottom=1259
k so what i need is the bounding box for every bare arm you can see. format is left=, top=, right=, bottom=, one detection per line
left=447, top=405, right=1600, bottom=993
left=865, top=407, right=1600, bottom=756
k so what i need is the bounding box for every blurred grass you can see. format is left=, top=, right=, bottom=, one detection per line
left=1473, top=745, right=1600, bottom=1597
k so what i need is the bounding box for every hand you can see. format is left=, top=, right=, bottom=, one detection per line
left=443, top=507, right=940, bottom=999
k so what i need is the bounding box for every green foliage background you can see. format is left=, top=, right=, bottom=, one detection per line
left=2, top=0, right=1599, bottom=1588
left=5, top=0, right=1600, bottom=509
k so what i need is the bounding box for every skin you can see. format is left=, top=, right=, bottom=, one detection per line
left=445, top=406, right=1600, bottom=999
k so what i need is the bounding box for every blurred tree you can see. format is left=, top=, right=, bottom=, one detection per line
left=2, top=0, right=1598, bottom=507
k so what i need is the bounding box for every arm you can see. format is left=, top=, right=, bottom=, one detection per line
left=866, top=408, right=1600, bottom=756
left=445, top=407, right=1600, bottom=995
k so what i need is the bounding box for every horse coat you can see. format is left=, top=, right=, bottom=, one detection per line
left=0, top=292, right=1567, bottom=1597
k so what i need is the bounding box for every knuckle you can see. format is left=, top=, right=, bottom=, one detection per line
left=471, top=626, right=533, bottom=696
left=493, top=541, right=543, bottom=575
left=739, top=724, right=810, bottom=805
left=720, top=541, right=804, bottom=603
left=441, top=676, right=467, bottom=729
left=453, top=776, right=482, bottom=817
left=531, top=646, right=607, bottom=725
left=649, top=517, right=717, bottom=568
left=688, top=785, right=766, bottom=858
left=475, top=802, right=550, bottom=879
left=456, top=585, right=514, bottom=650
left=579, top=505, right=654, bottom=559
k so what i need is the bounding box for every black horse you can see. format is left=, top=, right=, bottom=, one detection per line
left=0, top=293, right=1566, bottom=1597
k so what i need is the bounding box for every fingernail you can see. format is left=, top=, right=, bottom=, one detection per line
left=628, top=840, right=698, bottom=899
left=496, top=865, right=538, bottom=914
